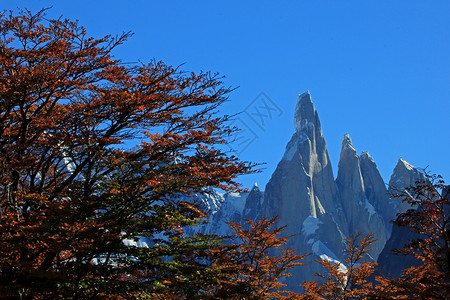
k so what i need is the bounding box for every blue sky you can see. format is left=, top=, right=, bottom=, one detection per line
left=4, top=1, right=449, bottom=189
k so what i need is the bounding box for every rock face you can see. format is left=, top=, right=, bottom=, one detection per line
left=263, top=91, right=345, bottom=231
left=187, top=183, right=264, bottom=237
left=359, top=151, right=395, bottom=237
left=201, top=191, right=248, bottom=236
left=262, top=92, right=348, bottom=286
left=193, top=187, right=226, bottom=215
left=376, top=158, right=426, bottom=277
left=242, top=183, right=263, bottom=220
left=388, top=158, right=426, bottom=214
left=189, top=92, right=425, bottom=290
left=335, top=134, right=390, bottom=259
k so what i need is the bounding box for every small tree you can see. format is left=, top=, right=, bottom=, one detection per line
left=208, top=217, right=306, bottom=299
left=374, top=174, right=450, bottom=299
left=301, top=233, right=377, bottom=300
left=0, top=9, right=255, bottom=299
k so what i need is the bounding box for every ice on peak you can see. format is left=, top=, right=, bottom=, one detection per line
left=250, top=182, right=261, bottom=192
left=397, top=157, right=414, bottom=171
left=360, top=151, right=374, bottom=162
left=341, top=133, right=356, bottom=152
left=342, top=132, right=352, bottom=143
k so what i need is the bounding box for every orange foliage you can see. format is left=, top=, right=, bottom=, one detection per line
left=372, top=175, right=450, bottom=299
left=208, top=217, right=307, bottom=299
left=301, top=233, right=377, bottom=300
left=0, top=8, right=254, bottom=298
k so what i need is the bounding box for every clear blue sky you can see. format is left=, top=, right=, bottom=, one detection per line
left=3, top=1, right=449, bottom=189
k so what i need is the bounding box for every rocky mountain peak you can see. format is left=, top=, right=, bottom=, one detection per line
left=397, top=157, right=415, bottom=172
left=294, top=91, right=320, bottom=135
left=342, top=133, right=356, bottom=152
left=388, top=158, right=426, bottom=214
left=339, top=133, right=358, bottom=164
left=336, top=133, right=390, bottom=259
left=378, top=158, right=425, bottom=277
left=193, top=91, right=418, bottom=290
left=389, top=158, right=425, bottom=192
left=252, top=182, right=259, bottom=190
left=243, top=182, right=263, bottom=220
left=360, top=151, right=375, bottom=163
left=266, top=92, right=338, bottom=223
left=262, top=91, right=347, bottom=288
left=337, top=134, right=359, bottom=175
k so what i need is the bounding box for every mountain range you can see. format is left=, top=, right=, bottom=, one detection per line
left=190, top=91, right=425, bottom=290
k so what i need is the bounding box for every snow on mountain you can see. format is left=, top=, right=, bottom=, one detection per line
left=182, top=181, right=265, bottom=241
left=188, top=91, right=425, bottom=291
left=302, top=216, right=322, bottom=237
left=336, top=132, right=389, bottom=259
left=261, top=91, right=348, bottom=287
left=388, top=158, right=426, bottom=213
left=377, top=158, right=427, bottom=277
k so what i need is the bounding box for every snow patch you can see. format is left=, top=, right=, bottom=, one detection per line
left=365, top=198, right=376, bottom=217
left=399, top=158, right=414, bottom=171
left=302, top=216, right=322, bottom=236
left=282, top=144, right=297, bottom=161
left=191, top=188, right=225, bottom=214
left=320, top=254, right=348, bottom=275
left=123, top=237, right=149, bottom=248
left=342, top=133, right=356, bottom=152
left=312, top=240, right=347, bottom=273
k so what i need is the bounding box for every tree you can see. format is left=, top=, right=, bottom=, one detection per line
left=373, top=174, right=450, bottom=299
left=301, top=233, right=377, bottom=300
left=207, top=217, right=306, bottom=299
left=0, top=8, right=255, bottom=299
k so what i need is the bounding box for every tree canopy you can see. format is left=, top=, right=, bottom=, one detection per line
left=374, top=174, right=450, bottom=299
left=0, top=8, right=255, bottom=298
left=301, top=233, right=377, bottom=300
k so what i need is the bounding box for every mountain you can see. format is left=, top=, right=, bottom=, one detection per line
left=335, top=133, right=390, bottom=259
left=387, top=158, right=426, bottom=214
left=186, top=183, right=264, bottom=237
left=261, top=91, right=348, bottom=285
left=189, top=91, right=425, bottom=289
left=359, top=151, right=395, bottom=237
left=376, top=158, right=427, bottom=278
left=242, top=182, right=264, bottom=220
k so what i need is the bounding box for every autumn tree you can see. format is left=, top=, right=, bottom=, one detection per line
left=373, top=174, right=450, bottom=299
left=0, top=8, right=255, bottom=299
left=207, top=217, right=306, bottom=299
left=301, top=233, right=377, bottom=300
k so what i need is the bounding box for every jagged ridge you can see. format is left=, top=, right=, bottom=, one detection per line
left=190, top=91, right=425, bottom=290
